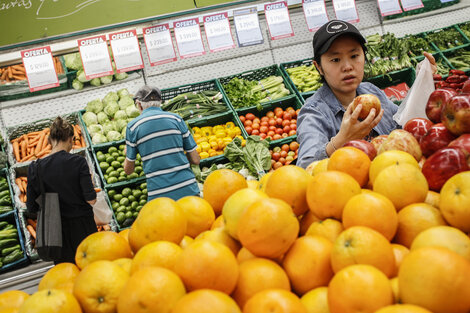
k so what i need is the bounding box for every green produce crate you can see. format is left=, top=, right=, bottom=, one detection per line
left=280, top=58, right=321, bottom=102
left=458, top=22, right=470, bottom=40
left=425, top=25, right=470, bottom=52
left=384, top=0, right=459, bottom=20
left=366, top=67, right=416, bottom=90
left=161, top=79, right=232, bottom=124
left=0, top=211, right=29, bottom=273
left=0, top=169, right=16, bottom=218
left=218, top=65, right=297, bottom=114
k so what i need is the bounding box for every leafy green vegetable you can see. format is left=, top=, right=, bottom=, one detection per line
left=162, top=90, right=227, bottom=121
left=100, top=75, right=114, bottom=84
left=460, top=23, right=470, bottom=38
left=400, top=34, right=434, bottom=57
left=86, top=99, right=103, bottom=114
left=64, top=53, right=83, bottom=71
left=72, top=79, right=84, bottom=90
left=446, top=50, right=470, bottom=71
left=114, top=72, right=128, bottom=80
left=90, top=78, right=101, bottom=87
left=426, top=28, right=466, bottom=50
left=224, top=136, right=271, bottom=179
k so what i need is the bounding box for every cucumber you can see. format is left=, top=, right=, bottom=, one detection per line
left=0, top=221, right=8, bottom=229
left=0, top=238, right=18, bottom=249
left=0, top=190, right=10, bottom=198
left=0, top=184, right=9, bottom=192
left=2, top=245, right=20, bottom=256
left=0, top=207, right=13, bottom=215
left=3, top=250, right=23, bottom=264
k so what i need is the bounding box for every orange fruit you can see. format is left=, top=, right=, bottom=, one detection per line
left=203, top=169, right=248, bottom=216
left=331, top=226, right=395, bottom=278
left=398, top=247, right=470, bottom=313
left=128, top=197, right=187, bottom=253
left=177, top=196, right=215, bottom=238
left=342, top=192, right=398, bottom=241
left=424, top=190, right=440, bottom=208
left=237, top=198, right=299, bottom=259
left=0, top=308, right=20, bottom=313
left=390, top=277, right=400, bottom=304
left=118, top=229, right=130, bottom=243
left=174, top=240, right=238, bottom=294
left=73, top=260, right=129, bottom=313
left=0, top=291, right=29, bottom=310
left=257, top=172, right=272, bottom=193
left=306, top=158, right=329, bottom=176
left=391, top=244, right=409, bottom=277
left=237, top=247, right=256, bottom=264
left=328, top=147, right=371, bottom=187
left=305, top=219, right=344, bottom=243
left=179, top=235, right=194, bottom=249
left=369, top=150, right=419, bottom=185
left=232, top=258, right=290, bottom=308
left=410, top=225, right=470, bottom=261
left=222, top=188, right=268, bottom=240
left=373, top=163, right=428, bottom=211
left=300, top=287, right=329, bottom=313
left=18, top=289, right=81, bottom=313
left=264, top=165, right=311, bottom=216
left=299, top=211, right=321, bottom=236
left=439, top=171, right=470, bottom=233
left=112, top=258, right=132, bottom=274
left=172, top=289, right=241, bottom=313
left=75, top=231, right=132, bottom=269
left=307, top=171, right=361, bottom=220
left=38, top=263, right=80, bottom=294
left=394, top=203, right=447, bottom=248
left=328, top=264, right=394, bottom=313
left=211, top=215, right=225, bottom=230
left=375, top=304, right=433, bottom=313
left=130, top=241, right=183, bottom=274
left=195, top=228, right=241, bottom=255
left=243, top=289, right=308, bottom=313
left=117, top=267, right=186, bottom=313
left=282, top=236, right=333, bottom=295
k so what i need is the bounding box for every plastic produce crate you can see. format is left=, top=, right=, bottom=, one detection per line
left=366, top=67, right=416, bottom=91
left=425, top=25, right=470, bottom=52
left=0, top=211, right=29, bottom=273
left=442, top=45, right=470, bottom=74
left=0, top=169, right=16, bottom=218
left=218, top=65, right=297, bottom=114
left=280, top=58, right=321, bottom=102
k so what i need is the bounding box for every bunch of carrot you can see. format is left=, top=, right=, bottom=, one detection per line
left=0, top=57, right=64, bottom=83
left=15, top=176, right=28, bottom=204
left=26, top=218, right=36, bottom=242
left=11, top=124, right=86, bottom=163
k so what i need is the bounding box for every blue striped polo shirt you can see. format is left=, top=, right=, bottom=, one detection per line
left=125, top=107, right=200, bottom=201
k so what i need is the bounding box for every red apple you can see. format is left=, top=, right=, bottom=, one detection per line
left=425, top=88, right=457, bottom=123
left=403, top=118, right=434, bottom=143
left=343, top=139, right=377, bottom=160
left=420, top=123, right=456, bottom=157
left=351, top=94, right=381, bottom=120
left=448, top=134, right=470, bottom=165
left=422, top=147, right=469, bottom=191
left=441, top=93, right=470, bottom=136
left=462, top=80, right=470, bottom=93
left=370, top=135, right=388, bottom=152
left=377, top=129, right=422, bottom=161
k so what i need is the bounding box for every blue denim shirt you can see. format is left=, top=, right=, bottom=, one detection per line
left=297, top=82, right=399, bottom=168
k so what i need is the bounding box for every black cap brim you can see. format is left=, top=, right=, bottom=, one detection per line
left=316, top=32, right=366, bottom=56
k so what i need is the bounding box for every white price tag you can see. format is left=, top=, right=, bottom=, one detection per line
left=21, top=46, right=59, bottom=92
left=333, top=0, right=360, bottom=23
left=78, top=35, right=114, bottom=80
left=400, top=0, right=424, bottom=11
left=109, top=29, right=144, bottom=73
left=265, top=2, right=294, bottom=40
left=377, top=0, right=403, bottom=16
left=233, top=8, right=264, bottom=47
left=173, top=18, right=206, bottom=59
left=203, top=12, right=235, bottom=52
left=143, top=24, right=177, bottom=66
left=303, top=0, right=329, bottom=32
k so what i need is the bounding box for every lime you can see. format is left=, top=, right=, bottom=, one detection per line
left=104, top=174, right=109, bottom=181
left=99, top=162, right=110, bottom=171
left=119, top=197, right=130, bottom=206
left=106, top=166, right=114, bottom=174
left=131, top=201, right=139, bottom=210
left=135, top=160, right=141, bottom=166
left=116, top=206, right=126, bottom=213
left=113, top=194, right=123, bottom=202
left=97, top=154, right=106, bottom=162
left=136, top=205, right=143, bottom=212
left=109, top=146, right=118, bottom=153
left=111, top=161, right=121, bottom=168
left=139, top=199, right=147, bottom=205
left=116, top=212, right=125, bottom=223
left=107, top=177, right=118, bottom=184
left=142, top=188, right=148, bottom=195
left=111, top=152, right=120, bottom=159
left=109, top=171, right=119, bottom=178
left=139, top=172, right=145, bottom=177
left=139, top=194, right=147, bottom=201
left=119, top=171, right=126, bottom=177
left=134, top=166, right=143, bottom=173
left=140, top=183, right=147, bottom=190
left=117, top=156, right=125, bottom=163
left=129, top=173, right=139, bottom=179
left=122, top=188, right=132, bottom=197
left=112, top=202, right=119, bottom=210
left=128, top=195, right=136, bottom=202
left=119, top=144, right=125, bottom=151
left=132, top=212, right=139, bottom=218
left=108, top=190, right=117, bottom=198
left=118, top=177, right=127, bottom=182
left=117, top=167, right=124, bottom=173
left=136, top=154, right=141, bottom=161
left=132, top=190, right=142, bottom=198
left=125, top=211, right=133, bottom=219
left=106, top=156, right=114, bottom=164
left=96, top=151, right=104, bottom=156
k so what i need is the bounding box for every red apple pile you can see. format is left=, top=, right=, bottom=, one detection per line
left=270, top=141, right=299, bottom=170
left=433, top=69, right=469, bottom=92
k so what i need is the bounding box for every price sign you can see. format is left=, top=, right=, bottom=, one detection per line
left=21, top=46, right=59, bottom=92
left=233, top=7, right=264, bottom=47
left=109, top=29, right=144, bottom=73
left=333, top=0, right=360, bottom=23
left=173, top=18, right=205, bottom=59
left=143, top=24, right=177, bottom=66
left=264, top=2, right=294, bottom=40
left=377, top=0, right=403, bottom=16
left=303, top=0, right=329, bottom=32
left=78, top=35, right=114, bottom=80
left=400, top=0, right=424, bottom=11
left=203, top=12, right=235, bottom=52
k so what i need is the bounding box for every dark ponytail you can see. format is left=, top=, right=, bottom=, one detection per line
left=49, top=116, right=74, bottom=143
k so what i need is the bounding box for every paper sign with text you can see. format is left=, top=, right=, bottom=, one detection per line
left=21, top=46, right=59, bottom=92
left=78, top=35, right=114, bottom=80
left=233, top=7, right=264, bottom=47
left=109, top=29, right=144, bottom=73
left=264, top=1, right=294, bottom=40
left=332, top=0, right=360, bottom=23
left=377, top=0, right=403, bottom=16
left=173, top=18, right=206, bottom=59
left=203, top=12, right=235, bottom=52
left=143, top=24, right=178, bottom=66
left=303, top=0, right=329, bottom=32
left=400, top=0, right=424, bottom=11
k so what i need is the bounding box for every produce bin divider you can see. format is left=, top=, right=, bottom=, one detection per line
left=279, top=58, right=319, bottom=102
left=0, top=211, right=30, bottom=273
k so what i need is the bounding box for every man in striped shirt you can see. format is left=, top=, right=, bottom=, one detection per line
left=123, top=86, right=200, bottom=201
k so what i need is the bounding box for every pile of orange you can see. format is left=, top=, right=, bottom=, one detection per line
left=3, top=148, right=470, bottom=313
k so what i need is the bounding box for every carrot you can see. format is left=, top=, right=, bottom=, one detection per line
left=72, top=145, right=82, bottom=150
left=34, top=132, right=46, bottom=155
left=0, top=69, right=7, bottom=81
left=11, top=65, right=25, bottom=71
left=19, top=177, right=27, bottom=182
left=36, top=149, right=50, bottom=158
left=27, top=219, right=37, bottom=229
left=6, top=67, right=12, bottom=79
left=20, top=140, right=27, bottom=159
left=12, top=141, right=20, bottom=161
left=22, top=180, right=27, bottom=194
left=27, top=225, right=36, bottom=239
left=20, top=154, right=36, bottom=163
left=15, top=178, right=24, bottom=193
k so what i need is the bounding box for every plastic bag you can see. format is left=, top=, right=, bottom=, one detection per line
left=393, top=58, right=435, bottom=126
left=93, top=191, right=112, bottom=225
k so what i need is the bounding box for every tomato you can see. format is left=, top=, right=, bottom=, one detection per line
left=282, top=120, right=290, bottom=127
left=283, top=125, right=291, bottom=133
left=286, top=155, right=294, bottom=162
left=267, top=130, right=276, bottom=137
left=273, top=134, right=282, bottom=140
left=290, top=123, right=297, bottom=131
left=290, top=119, right=297, bottom=125
left=252, top=129, right=260, bottom=136
left=288, top=129, right=296, bottom=136
left=296, top=109, right=300, bottom=116
left=260, top=126, right=269, bottom=134
left=261, top=116, right=269, bottom=123
left=280, top=150, right=288, bottom=158
left=275, top=110, right=284, bottom=118
left=260, top=133, right=267, bottom=140
left=246, top=113, right=256, bottom=121
left=252, top=123, right=260, bottom=130
left=272, top=152, right=281, bottom=161
left=275, top=128, right=283, bottom=135
left=244, top=120, right=252, bottom=127
left=271, top=159, right=276, bottom=167
left=239, top=116, right=246, bottom=123
left=276, top=118, right=283, bottom=126
left=286, top=106, right=294, bottom=112
left=274, top=107, right=283, bottom=114
left=260, top=121, right=269, bottom=127
left=281, top=144, right=290, bottom=152
left=273, top=161, right=283, bottom=170
left=287, top=151, right=296, bottom=157
left=266, top=111, right=275, bottom=118
left=245, top=126, right=253, bottom=135
left=279, top=157, right=286, bottom=165
left=268, top=119, right=276, bottom=127
left=273, top=146, right=281, bottom=153
left=283, top=112, right=292, bottom=121
left=268, top=125, right=276, bottom=132
left=253, top=118, right=260, bottom=124
left=282, top=133, right=288, bottom=138
left=289, top=141, right=299, bottom=151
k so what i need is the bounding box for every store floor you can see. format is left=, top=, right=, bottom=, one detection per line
left=0, top=261, right=53, bottom=294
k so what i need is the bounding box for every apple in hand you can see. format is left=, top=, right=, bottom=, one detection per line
left=420, top=123, right=456, bottom=157
left=441, top=93, right=470, bottom=136
left=422, top=147, right=469, bottom=191
left=377, top=129, right=422, bottom=161
left=462, top=80, right=470, bottom=93
left=370, top=135, right=388, bottom=152
left=351, top=94, right=381, bottom=120
left=448, top=134, right=470, bottom=164
left=403, top=118, right=434, bottom=143
left=425, top=88, right=457, bottom=123
left=343, top=140, right=377, bottom=160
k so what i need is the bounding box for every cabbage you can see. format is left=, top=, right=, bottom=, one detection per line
left=88, top=124, right=103, bottom=137
left=103, top=121, right=117, bottom=134
left=114, top=110, right=127, bottom=121
left=121, top=127, right=126, bottom=138
left=104, top=102, right=119, bottom=118
left=118, top=96, right=134, bottom=110
left=90, top=78, right=101, bottom=87
left=115, top=119, right=128, bottom=132
left=72, top=79, right=84, bottom=90
left=117, top=88, right=130, bottom=98
left=103, top=91, right=119, bottom=103
left=100, top=75, right=113, bottom=84
left=107, top=131, right=122, bottom=142
left=85, top=99, right=103, bottom=114
left=77, top=69, right=90, bottom=83
left=97, top=112, right=109, bottom=124
left=126, top=106, right=140, bottom=118
left=82, top=111, right=98, bottom=126
left=114, top=72, right=128, bottom=81
left=64, top=53, right=83, bottom=71
left=92, top=133, right=108, bottom=144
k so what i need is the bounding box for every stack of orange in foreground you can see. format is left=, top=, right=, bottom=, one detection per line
left=1, top=147, right=469, bottom=313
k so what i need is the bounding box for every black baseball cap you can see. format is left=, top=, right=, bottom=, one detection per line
left=133, top=85, right=162, bottom=102
left=312, top=20, right=366, bottom=59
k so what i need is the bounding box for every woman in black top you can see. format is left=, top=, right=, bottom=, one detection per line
left=26, top=117, right=97, bottom=264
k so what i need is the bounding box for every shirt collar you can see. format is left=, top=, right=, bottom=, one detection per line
left=143, top=106, right=163, bottom=113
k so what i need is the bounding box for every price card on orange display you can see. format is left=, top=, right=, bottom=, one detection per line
left=173, top=18, right=206, bottom=59
left=264, top=2, right=294, bottom=40
left=21, top=46, right=59, bottom=92
left=303, top=0, right=329, bottom=32
left=400, top=0, right=424, bottom=11
left=109, top=29, right=144, bottom=73
left=332, top=0, right=360, bottom=23
left=203, top=12, right=235, bottom=52
left=143, top=24, right=177, bottom=66
left=78, top=35, right=114, bottom=80
left=377, top=0, right=403, bottom=16
left=233, top=7, right=264, bottom=47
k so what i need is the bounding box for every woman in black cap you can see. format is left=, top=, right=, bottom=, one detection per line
left=296, top=20, right=436, bottom=168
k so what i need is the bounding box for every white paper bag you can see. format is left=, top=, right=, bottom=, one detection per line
left=393, top=58, right=435, bottom=126
left=93, top=191, right=112, bottom=225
